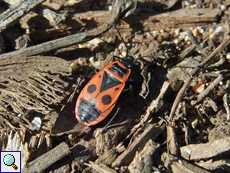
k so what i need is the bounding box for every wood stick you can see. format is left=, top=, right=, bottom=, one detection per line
left=112, top=124, right=164, bottom=167
left=196, top=74, right=224, bottom=103
left=0, top=0, right=46, bottom=31
left=168, top=34, right=230, bottom=121
left=180, top=136, right=230, bottom=160
left=0, top=0, right=136, bottom=61
left=162, top=152, right=211, bottom=173
left=22, top=142, right=70, bottom=173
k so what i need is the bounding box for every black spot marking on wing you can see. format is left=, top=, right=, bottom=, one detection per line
left=87, top=84, right=96, bottom=94
left=102, top=94, right=112, bottom=105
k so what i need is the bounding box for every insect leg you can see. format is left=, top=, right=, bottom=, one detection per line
left=102, top=107, right=121, bottom=133
left=102, top=87, right=132, bottom=133
left=69, top=76, right=84, bottom=102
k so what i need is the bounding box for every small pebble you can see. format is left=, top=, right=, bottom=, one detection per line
left=174, top=28, right=180, bottom=37
left=89, top=57, right=100, bottom=67
left=31, top=117, right=42, bottom=131
left=69, top=62, right=79, bottom=72
left=197, top=26, right=204, bottom=34
left=78, top=44, right=87, bottom=48
left=173, top=38, right=179, bottom=44
left=184, top=35, right=190, bottom=42
left=157, top=35, right=164, bottom=43
left=226, top=53, right=230, bottom=60
left=108, top=5, right=112, bottom=10
left=192, top=83, right=205, bottom=93
left=220, top=4, right=226, bottom=11
left=161, top=32, right=170, bottom=39
left=184, top=0, right=190, bottom=6
left=191, top=119, right=198, bottom=129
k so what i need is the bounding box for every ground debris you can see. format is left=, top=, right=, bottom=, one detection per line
left=196, top=159, right=230, bottom=172
left=181, top=136, right=230, bottom=161
left=85, top=161, right=117, bottom=173
left=0, top=56, right=71, bottom=130
left=1, top=0, right=230, bottom=172
left=22, top=142, right=70, bottom=173
left=161, top=152, right=211, bottom=173
left=112, top=124, right=164, bottom=167
left=128, top=139, right=159, bottom=173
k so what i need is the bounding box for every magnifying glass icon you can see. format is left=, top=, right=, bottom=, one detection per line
left=3, top=154, right=18, bottom=170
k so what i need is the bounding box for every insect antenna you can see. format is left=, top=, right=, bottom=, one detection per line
left=111, top=22, right=129, bottom=59
left=100, top=23, right=132, bottom=132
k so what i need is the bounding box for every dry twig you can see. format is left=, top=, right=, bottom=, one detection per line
left=0, top=0, right=46, bottom=31
left=22, top=142, right=70, bottom=173
left=0, top=0, right=137, bottom=61
left=162, top=152, right=211, bottom=173
left=112, top=124, right=164, bottom=167
left=168, top=34, right=230, bottom=121
left=180, top=136, right=230, bottom=160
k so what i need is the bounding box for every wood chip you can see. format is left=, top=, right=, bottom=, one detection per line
left=85, top=161, right=117, bottom=173
left=0, top=0, right=46, bottom=31
left=196, top=159, right=230, bottom=171
left=161, top=152, right=211, bottom=173
left=166, top=124, right=180, bottom=156
left=112, top=124, right=164, bottom=167
left=128, top=139, right=159, bottom=173
left=22, top=142, right=70, bottom=173
left=181, top=136, right=230, bottom=160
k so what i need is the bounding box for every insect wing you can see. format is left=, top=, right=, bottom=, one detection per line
left=95, top=82, right=124, bottom=113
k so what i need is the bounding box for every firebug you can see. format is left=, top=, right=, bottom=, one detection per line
left=75, top=58, right=132, bottom=126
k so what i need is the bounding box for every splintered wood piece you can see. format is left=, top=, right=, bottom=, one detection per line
left=143, top=8, right=221, bottom=30
left=4, top=131, right=30, bottom=168
left=128, top=139, right=159, bottom=173
left=112, top=124, right=164, bottom=167
left=85, top=161, right=117, bottom=173
left=151, top=8, right=221, bottom=24
left=36, top=6, right=67, bottom=26
left=166, top=125, right=180, bottom=156
left=95, top=129, right=120, bottom=157
left=126, top=81, right=169, bottom=140
left=0, top=0, right=46, bottom=31
left=0, top=0, right=137, bottom=60
left=196, top=159, right=230, bottom=171
left=70, top=140, right=95, bottom=172
left=0, top=56, right=71, bottom=130
left=95, top=148, right=118, bottom=165
left=180, top=136, right=230, bottom=161
left=67, top=8, right=221, bottom=31
left=22, top=142, right=70, bottom=173
left=161, top=152, right=211, bottom=173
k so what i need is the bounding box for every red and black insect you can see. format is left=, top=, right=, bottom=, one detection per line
left=75, top=58, right=132, bottom=126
